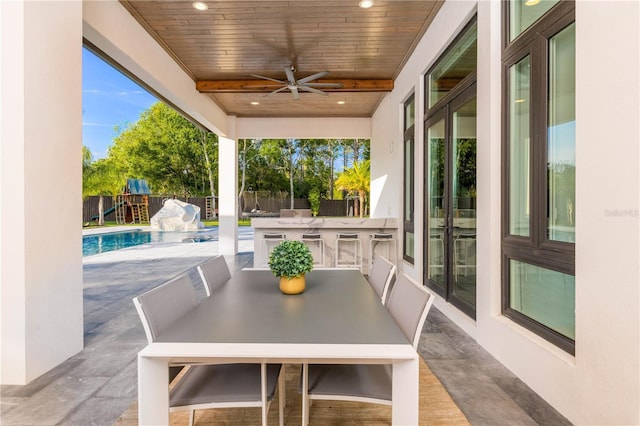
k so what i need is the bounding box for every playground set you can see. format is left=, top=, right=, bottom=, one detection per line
left=91, top=178, right=150, bottom=224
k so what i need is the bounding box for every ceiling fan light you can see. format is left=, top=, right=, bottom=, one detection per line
left=359, top=0, right=374, bottom=9
left=192, top=2, right=208, bottom=11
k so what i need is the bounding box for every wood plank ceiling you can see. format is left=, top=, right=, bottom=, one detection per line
left=119, top=0, right=443, bottom=118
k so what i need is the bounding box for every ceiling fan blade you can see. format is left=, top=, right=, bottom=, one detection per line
left=302, top=82, right=344, bottom=88
left=284, top=66, right=296, bottom=84
left=299, top=86, right=328, bottom=96
left=297, top=71, right=330, bottom=84
left=290, top=86, right=300, bottom=99
left=250, top=74, right=286, bottom=84
left=263, top=86, right=289, bottom=97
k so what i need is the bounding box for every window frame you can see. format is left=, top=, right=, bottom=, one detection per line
left=501, top=1, right=576, bottom=354
left=403, top=94, right=416, bottom=264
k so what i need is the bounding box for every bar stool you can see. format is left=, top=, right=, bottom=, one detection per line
left=301, top=233, right=325, bottom=267
left=262, top=233, right=286, bottom=267
left=454, top=233, right=476, bottom=279
left=369, top=232, right=397, bottom=271
left=335, top=232, right=362, bottom=270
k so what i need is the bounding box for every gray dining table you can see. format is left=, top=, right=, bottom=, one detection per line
left=137, top=268, right=420, bottom=425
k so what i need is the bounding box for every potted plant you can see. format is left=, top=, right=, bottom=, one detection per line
left=268, top=240, right=314, bottom=295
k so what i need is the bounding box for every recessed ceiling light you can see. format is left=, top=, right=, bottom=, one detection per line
left=525, top=0, right=540, bottom=5
left=192, top=2, right=208, bottom=11
left=250, top=101, right=260, bottom=105
left=514, top=99, right=526, bottom=103
left=359, top=0, right=374, bottom=9
left=337, top=101, right=346, bottom=105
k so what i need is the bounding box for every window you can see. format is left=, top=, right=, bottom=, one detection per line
left=428, top=21, right=477, bottom=110
left=509, top=0, right=559, bottom=42
left=403, top=95, right=415, bottom=263
left=502, top=1, right=575, bottom=354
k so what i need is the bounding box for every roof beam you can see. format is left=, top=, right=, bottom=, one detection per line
left=196, top=79, right=393, bottom=93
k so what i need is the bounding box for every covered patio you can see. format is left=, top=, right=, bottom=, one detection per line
left=1, top=1, right=639, bottom=425
left=1, top=232, right=568, bottom=424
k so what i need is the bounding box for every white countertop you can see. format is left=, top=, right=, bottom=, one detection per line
left=252, top=217, right=398, bottom=229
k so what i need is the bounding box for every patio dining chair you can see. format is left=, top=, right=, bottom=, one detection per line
left=133, top=273, right=285, bottom=426
left=366, top=254, right=396, bottom=305
left=301, top=273, right=434, bottom=425
left=197, top=255, right=232, bottom=297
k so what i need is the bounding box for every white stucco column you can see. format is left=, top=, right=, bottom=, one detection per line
left=218, top=117, right=238, bottom=255
left=1, top=1, right=83, bottom=384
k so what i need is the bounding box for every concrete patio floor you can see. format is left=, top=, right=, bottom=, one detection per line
left=0, top=226, right=571, bottom=425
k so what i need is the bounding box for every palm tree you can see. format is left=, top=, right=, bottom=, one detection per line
left=335, top=160, right=370, bottom=217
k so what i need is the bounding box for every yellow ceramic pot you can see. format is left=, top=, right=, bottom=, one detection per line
left=279, top=275, right=306, bottom=295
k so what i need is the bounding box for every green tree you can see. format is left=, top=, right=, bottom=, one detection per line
left=252, top=139, right=289, bottom=192
left=82, top=146, right=93, bottom=175
left=108, top=102, right=218, bottom=196
left=238, top=139, right=265, bottom=217
left=335, top=160, right=370, bottom=218
left=282, top=139, right=308, bottom=209
left=83, top=154, right=126, bottom=225
left=298, top=139, right=331, bottom=199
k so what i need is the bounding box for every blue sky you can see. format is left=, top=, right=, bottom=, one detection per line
left=82, top=47, right=157, bottom=159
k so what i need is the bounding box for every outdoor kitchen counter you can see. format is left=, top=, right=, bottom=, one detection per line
left=252, top=217, right=399, bottom=273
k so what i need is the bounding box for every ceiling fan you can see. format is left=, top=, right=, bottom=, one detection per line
left=250, top=66, right=343, bottom=99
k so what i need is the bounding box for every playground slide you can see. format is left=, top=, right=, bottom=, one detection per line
left=90, top=202, right=124, bottom=221
left=150, top=199, right=203, bottom=231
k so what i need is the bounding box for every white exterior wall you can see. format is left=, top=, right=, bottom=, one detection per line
left=371, top=1, right=640, bottom=424
left=572, top=2, right=639, bottom=423
left=1, top=1, right=84, bottom=384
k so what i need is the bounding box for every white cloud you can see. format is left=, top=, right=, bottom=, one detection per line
left=82, top=122, right=111, bottom=127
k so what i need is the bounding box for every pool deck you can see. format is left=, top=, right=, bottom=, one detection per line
left=82, top=225, right=254, bottom=265
left=0, top=226, right=570, bottom=425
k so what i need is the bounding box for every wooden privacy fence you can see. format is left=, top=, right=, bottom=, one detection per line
left=82, top=195, right=210, bottom=223
left=83, top=195, right=357, bottom=223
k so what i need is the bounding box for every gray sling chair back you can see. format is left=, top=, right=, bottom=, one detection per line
left=366, top=254, right=396, bottom=305
left=301, top=273, right=434, bottom=425
left=197, top=255, right=232, bottom=297
left=133, top=273, right=284, bottom=426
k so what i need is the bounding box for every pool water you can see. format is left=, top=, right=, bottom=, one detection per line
left=82, top=229, right=217, bottom=256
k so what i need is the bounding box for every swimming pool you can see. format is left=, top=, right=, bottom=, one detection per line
left=82, top=229, right=217, bottom=256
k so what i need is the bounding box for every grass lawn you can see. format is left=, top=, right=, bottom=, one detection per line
left=83, top=219, right=252, bottom=229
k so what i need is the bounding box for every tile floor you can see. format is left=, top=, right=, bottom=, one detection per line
left=0, top=233, right=571, bottom=425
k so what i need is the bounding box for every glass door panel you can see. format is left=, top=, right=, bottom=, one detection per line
left=452, top=98, right=477, bottom=309
left=426, top=118, right=446, bottom=292
left=424, top=88, right=477, bottom=318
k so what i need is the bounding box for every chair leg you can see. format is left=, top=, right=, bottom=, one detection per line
left=261, top=363, right=268, bottom=426
left=279, top=364, right=285, bottom=426
left=302, top=363, right=309, bottom=426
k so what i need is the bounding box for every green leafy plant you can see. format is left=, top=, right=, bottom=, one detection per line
left=268, top=240, right=314, bottom=279
left=308, top=188, right=320, bottom=216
